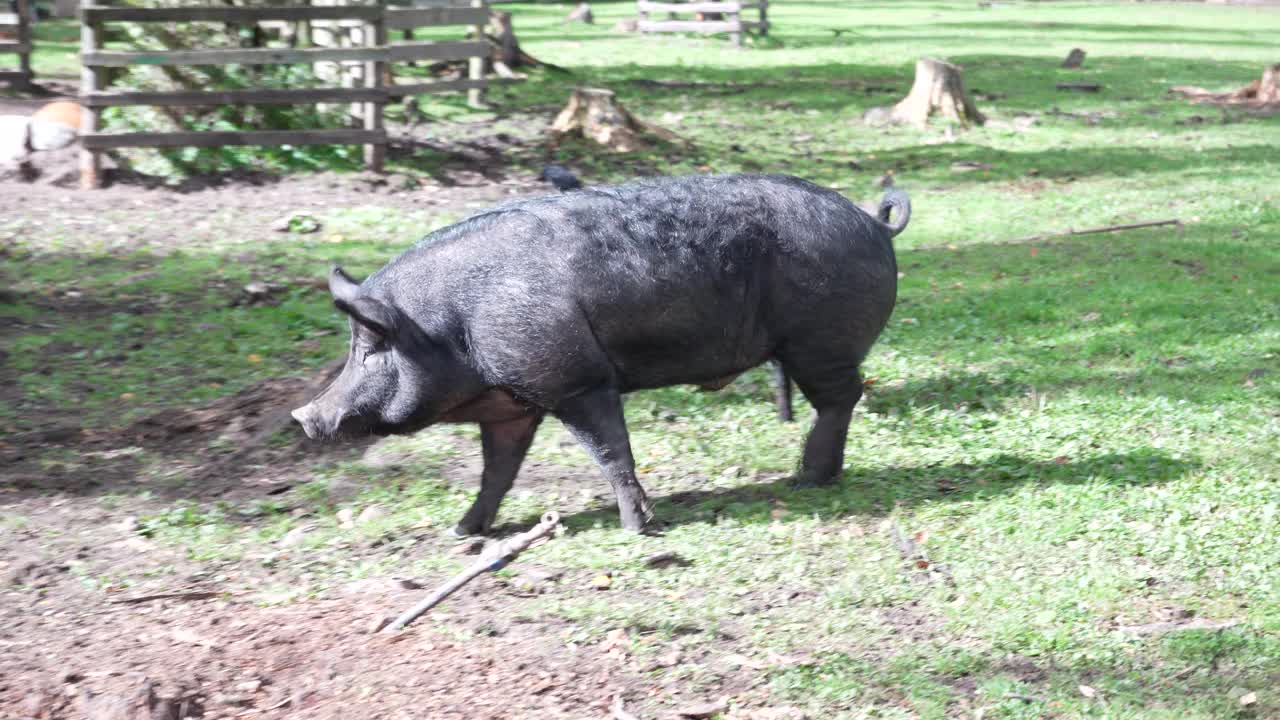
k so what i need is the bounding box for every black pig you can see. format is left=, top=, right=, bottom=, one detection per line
left=291, top=174, right=909, bottom=535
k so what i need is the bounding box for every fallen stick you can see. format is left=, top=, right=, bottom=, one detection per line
left=383, top=511, right=563, bottom=632
left=1117, top=618, right=1240, bottom=636
left=108, top=591, right=220, bottom=605
left=1056, top=81, right=1101, bottom=93
left=1010, top=219, right=1182, bottom=244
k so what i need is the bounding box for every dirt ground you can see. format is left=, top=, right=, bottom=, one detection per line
left=1, top=378, right=774, bottom=720
left=0, top=154, right=796, bottom=719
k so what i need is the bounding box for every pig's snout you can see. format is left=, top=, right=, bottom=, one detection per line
left=291, top=404, right=319, bottom=440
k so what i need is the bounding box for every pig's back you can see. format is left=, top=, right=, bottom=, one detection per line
left=384, top=175, right=896, bottom=396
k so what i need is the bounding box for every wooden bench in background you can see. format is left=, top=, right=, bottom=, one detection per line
left=636, top=0, right=768, bottom=47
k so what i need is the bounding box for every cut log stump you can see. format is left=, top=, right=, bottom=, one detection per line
left=489, top=10, right=519, bottom=67
left=567, top=2, right=594, bottom=24
left=1258, top=63, right=1280, bottom=102
left=550, top=87, right=682, bottom=151
left=876, top=57, right=985, bottom=129
left=1170, top=63, right=1280, bottom=105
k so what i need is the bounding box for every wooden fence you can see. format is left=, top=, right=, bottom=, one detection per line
left=636, top=0, right=768, bottom=47
left=78, top=1, right=510, bottom=188
left=0, top=0, right=33, bottom=88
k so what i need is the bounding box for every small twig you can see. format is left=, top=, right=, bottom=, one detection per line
left=383, top=512, right=563, bottom=632
left=1009, top=219, right=1183, bottom=244
left=1004, top=692, right=1047, bottom=703
left=108, top=591, right=220, bottom=605
left=611, top=695, right=641, bottom=720
left=1118, top=618, right=1240, bottom=636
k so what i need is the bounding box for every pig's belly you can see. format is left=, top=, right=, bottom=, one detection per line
left=605, top=326, right=772, bottom=391
left=579, top=269, right=772, bottom=391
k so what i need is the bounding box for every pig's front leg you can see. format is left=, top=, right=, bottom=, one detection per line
left=553, top=387, right=656, bottom=533
left=453, top=413, right=544, bottom=536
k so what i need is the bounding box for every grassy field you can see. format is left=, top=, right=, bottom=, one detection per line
left=6, top=2, right=1280, bottom=718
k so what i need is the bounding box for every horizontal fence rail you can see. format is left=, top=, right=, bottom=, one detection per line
left=77, top=1, right=513, bottom=188
left=80, top=128, right=386, bottom=149
left=81, top=5, right=384, bottom=22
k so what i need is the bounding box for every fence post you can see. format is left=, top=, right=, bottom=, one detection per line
left=363, top=1, right=385, bottom=172
left=467, top=0, right=486, bottom=109
left=79, top=2, right=105, bottom=189
left=16, top=0, right=32, bottom=88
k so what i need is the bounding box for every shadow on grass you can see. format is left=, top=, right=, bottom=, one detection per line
left=530, top=448, right=1198, bottom=533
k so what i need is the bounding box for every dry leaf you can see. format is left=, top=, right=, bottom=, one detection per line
left=1078, top=685, right=1097, bottom=698
left=591, top=573, right=613, bottom=590
left=601, top=628, right=629, bottom=651
left=1239, top=691, right=1257, bottom=706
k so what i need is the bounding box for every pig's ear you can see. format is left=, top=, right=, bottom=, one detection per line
left=335, top=296, right=397, bottom=339
left=329, top=267, right=396, bottom=338
left=329, top=266, right=361, bottom=304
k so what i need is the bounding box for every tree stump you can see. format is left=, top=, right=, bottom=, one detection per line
left=887, top=58, right=985, bottom=128
left=551, top=88, right=645, bottom=151
left=567, top=2, right=594, bottom=24
left=489, top=11, right=520, bottom=68
left=1257, top=63, right=1280, bottom=103
left=1170, top=63, right=1280, bottom=105
left=1061, top=48, right=1086, bottom=69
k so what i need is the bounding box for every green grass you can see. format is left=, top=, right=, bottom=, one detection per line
left=5, top=2, right=1280, bottom=718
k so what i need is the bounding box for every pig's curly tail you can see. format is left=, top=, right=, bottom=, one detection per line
left=877, top=189, right=911, bottom=239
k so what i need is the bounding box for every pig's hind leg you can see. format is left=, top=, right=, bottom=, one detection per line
left=785, top=363, right=864, bottom=488
left=453, top=413, right=544, bottom=536
left=553, top=387, right=656, bottom=533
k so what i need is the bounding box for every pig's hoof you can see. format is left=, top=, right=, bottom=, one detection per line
left=449, top=523, right=487, bottom=538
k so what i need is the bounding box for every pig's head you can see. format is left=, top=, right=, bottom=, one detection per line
left=290, top=267, right=468, bottom=440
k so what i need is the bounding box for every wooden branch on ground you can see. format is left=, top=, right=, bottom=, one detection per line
left=1056, top=81, right=1101, bottom=93
left=1004, top=693, right=1048, bottom=703
left=1011, top=219, right=1182, bottom=243
left=1118, top=618, right=1240, bottom=636
left=382, top=512, right=563, bottom=632
left=108, top=591, right=221, bottom=605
